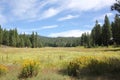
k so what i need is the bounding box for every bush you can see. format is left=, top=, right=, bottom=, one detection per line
left=0, top=64, right=8, bottom=76
left=18, top=59, right=40, bottom=79
left=67, top=56, right=120, bottom=77
left=67, top=56, right=93, bottom=76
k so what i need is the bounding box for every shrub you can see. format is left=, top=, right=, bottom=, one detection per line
left=0, top=64, right=8, bottom=76
left=67, top=56, right=120, bottom=77
left=67, top=56, right=93, bottom=76
left=18, top=59, right=40, bottom=79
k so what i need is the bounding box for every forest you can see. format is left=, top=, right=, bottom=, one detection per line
left=0, top=15, right=120, bottom=48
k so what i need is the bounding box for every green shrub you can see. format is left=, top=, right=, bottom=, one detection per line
left=0, top=64, right=8, bottom=76
left=18, top=59, right=40, bottom=79
left=67, top=56, right=120, bottom=77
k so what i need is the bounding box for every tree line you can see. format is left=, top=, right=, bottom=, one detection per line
left=0, top=27, right=41, bottom=48
left=0, top=15, right=120, bottom=48
left=0, top=27, right=80, bottom=48
left=81, top=15, right=120, bottom=47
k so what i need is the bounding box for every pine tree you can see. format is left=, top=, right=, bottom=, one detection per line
left=111, top=22, right=115, bottom=40
left=111, top=0, right=120, bottom=13
left=80, top=33, right=91, bottom=48
left=26, top=37, right=32, bottom=47
left=0, top=26, right=3, bottom=45
left=2, top=29, right=9, bottom=46
left=9, top=29, right=17, bottom=47
left=91, top=20, right=102, bottom=46
left=25, top=35, right=32, bottom=47
left=14, top=28, right=19, bottom=47
left=113, top=14, right=120, bottom=45
left=30, top=32, right=35, bottom=48
left=35, top=32, right=38, bottom=48
left=22, top=33, right=27, bottom=47
left=19, top=36, right=25, bottom=47
left=9, top=29, right=13, bottom=46
left=91, top=27, right=95, bottom=47
left=102, top=15, right=112, bottom=46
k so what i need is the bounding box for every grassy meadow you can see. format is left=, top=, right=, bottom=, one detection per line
left=0, top=47, right=120, bottom=80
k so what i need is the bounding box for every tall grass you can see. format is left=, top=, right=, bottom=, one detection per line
left=67, top=56, right=120, bottom=77
left=0, top=47, right=120, bottom=80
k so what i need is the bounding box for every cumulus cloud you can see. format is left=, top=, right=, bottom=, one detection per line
left=48, top=30, right=91, bottom=37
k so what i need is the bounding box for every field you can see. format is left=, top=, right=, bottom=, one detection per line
left=0, top=47, right=120, bottom=80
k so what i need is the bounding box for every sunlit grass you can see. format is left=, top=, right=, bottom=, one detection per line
left=0, top=47, right=120, bottom=80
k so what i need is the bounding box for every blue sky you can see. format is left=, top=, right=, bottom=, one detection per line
left=0, top=0, right=117, bottom=37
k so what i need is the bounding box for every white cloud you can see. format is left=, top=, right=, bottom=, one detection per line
left=61, top=0, right=115, bottom=11
left=48, top=30, right=91, bottom=37
left=0, top=0, right=115, bottom=23
left=10, top=0, right=41, bottom=19
left=18, top=25, right=58, bottom=33
left=40, top=8, right=61, bottom=19
left=7, top=0, right=63, bottom=21
left=58, top=15, right=79, bottom=21
left=42, top=25, right=58, bottom=29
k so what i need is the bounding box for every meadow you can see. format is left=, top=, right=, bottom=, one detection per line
left=0, top=47, right=120, bottom=80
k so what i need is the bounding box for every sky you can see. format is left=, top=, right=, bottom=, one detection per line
left=0, top=0, right=118, bottom=37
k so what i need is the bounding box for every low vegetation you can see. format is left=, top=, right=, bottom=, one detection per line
left=67, top=56, right=120, bottom=77
left=18, top=59, right=40, bottom=79
left=0, top=47, right=120, bottom=80
left=0, top=64, right=8, bottom=76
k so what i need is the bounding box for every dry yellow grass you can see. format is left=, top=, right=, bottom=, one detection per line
left=0, top=47, right=120, bottom=80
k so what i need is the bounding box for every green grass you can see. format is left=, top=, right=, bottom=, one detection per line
left=0, top=47, right=120, bottom=80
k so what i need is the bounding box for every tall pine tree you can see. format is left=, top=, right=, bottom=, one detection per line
left=112, top=14, right=120, bottom=45
left=30, top=32, right=35, bottom=48
left=0, top=26, right=3, bottom=45
left=2, top=29, right=9, bottom=46
left=91, top=20, right=102, bottom=46
left=102, top=15, right=112, bottom=46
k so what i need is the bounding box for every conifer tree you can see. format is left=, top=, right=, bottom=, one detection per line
left=30, top=32, right=35, bottom=48
left=102, top=15, right=112, bottom=46
left=19, top=36, right=25, bottom=47
left=91, top=20, right=102, bottom=46
left=113, top=14, right=120, bottom=45
left=111, top=0, right=120, bottom=13
left=2, top=29, right=9, bottom=46
left=0, top=26, right=3, bottom=45
left=35, top=32, right=38, bottom=48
